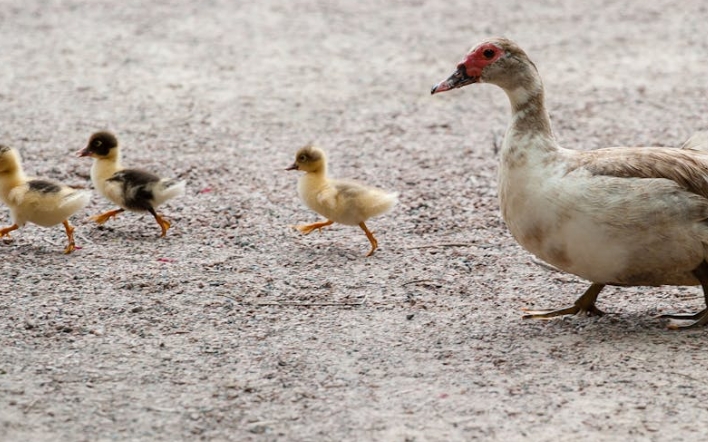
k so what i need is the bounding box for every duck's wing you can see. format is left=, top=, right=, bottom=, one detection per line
left=105, top=169, right=161, bottom=210
left=7, top=179, right=62, bottom=206
left=573, top=147, right=708, bottom=200
left=7, top=179, right=90, bottom=226
left=329, top=179, right=398, bottom=219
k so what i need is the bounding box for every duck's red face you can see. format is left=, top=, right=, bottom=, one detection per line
left=431, top=42, right=505, bottom=94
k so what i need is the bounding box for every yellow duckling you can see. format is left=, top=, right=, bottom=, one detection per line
left=0, top=145, right=90, bottom=254
left=77, top=131, right=186, bottom=237
left=286, top=145, right=398, bottom=256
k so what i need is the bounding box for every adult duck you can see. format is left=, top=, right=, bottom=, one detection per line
left=432, top=37, right=708, bottom=329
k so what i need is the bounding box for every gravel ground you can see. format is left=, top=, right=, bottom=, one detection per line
left=1, top=0, right=708, bottom=441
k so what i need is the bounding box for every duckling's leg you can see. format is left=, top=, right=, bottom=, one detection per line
left=90, top=208, right=124, bottom=225
left=149, top=208, right=171, bottom=237
left=662, top=261, right=708, bottom=330
left=62, top=220, right=77, bottom=254
left=294, top=220, right=334, bottom=235
left=0, top=224, right=19, bottom=239
left=358, top=222, right=378, bottom=257
left=522, top=283, right=606, bottom=319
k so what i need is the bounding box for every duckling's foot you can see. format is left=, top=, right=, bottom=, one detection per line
left=149, top=208, right=171, bottom=237
left=62, top=220, right=76, bottom=254
left=522, top=283, right=606, bottom=320
left=90, top=208, right=124, bottom=225
left=0, top=224, right=19, bottom=240
left=358, top=222, right=379, bottom=257
left=294, top=220, right=334, bottom=235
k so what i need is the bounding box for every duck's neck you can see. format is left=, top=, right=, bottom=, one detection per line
left=502, top=76, right=557, bottom=159
left=304, top=167, right=326, bottom=181
left=90, top=155, right=122, bottom=184
left=0, top=167, right=26, bottom=202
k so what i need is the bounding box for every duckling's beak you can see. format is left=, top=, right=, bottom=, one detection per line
left=285, top=163, right=299, bottom=171
left=431, top=64, right=479, bottom=94
left=76, top=146, right=92, bottom=158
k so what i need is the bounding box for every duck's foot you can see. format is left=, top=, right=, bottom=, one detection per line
left=62, top=220, right=76, bottom=254
left=149, top=208, right=171, bottom=237
left=0, top=224, right=19, bottom=239
left=293, top=219, right=334, bottom=235
left=522, top=283, right=606, bottom=320
left=90, top=208, right=124, bottom=225
left=664, top=261, right=708, bottom=329
left=358, top=222, right=378, bottom=257
left=663, top=310, right=708, bottom=330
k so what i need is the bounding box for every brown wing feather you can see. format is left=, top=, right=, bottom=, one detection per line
left=571, top=147, right=708, bottom=199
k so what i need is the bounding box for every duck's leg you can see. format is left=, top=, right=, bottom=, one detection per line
left=90, top=208, right=124, bottom=225
left=358, top=222, right=378, bottom=257
left=62, top=220, right=77, bottom=254
left=662, top=261, right=708, bottom=330
left=522, top=283, right=606, bottom=319
left=0, top=224, right=19, bottom=239
left=294, top=219, right=334, bottom=235
left=148, top=208, right=171, bottom=237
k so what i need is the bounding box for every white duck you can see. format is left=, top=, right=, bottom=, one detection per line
left=77, top=131, right=185, bottom=237
left=432, top=37, right=708, bottom=329
left=0, top=145, right=90, bottom=254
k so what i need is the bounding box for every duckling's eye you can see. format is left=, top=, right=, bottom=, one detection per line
left=298, top=155, right=307, bottom=162
left=94, top=140, right=102, bottom=147
left=483, top=49, right=495, bottom=59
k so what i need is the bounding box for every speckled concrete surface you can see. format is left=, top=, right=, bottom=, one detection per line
left=1, top=1, right=708, bottom=441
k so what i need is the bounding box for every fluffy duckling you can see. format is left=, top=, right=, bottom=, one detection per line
left=286, top=145, right=398, bottom=257
left=77, top=131, right=185, bottom=237
left=0, top=145, right=90, bottom=254
left=432, top=37, right=708, bottom=329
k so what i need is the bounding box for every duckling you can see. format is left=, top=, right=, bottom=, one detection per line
left=286, top=145, right=398, bottom=256
left=77, top=131, right=185, bottom=237
left=0, top=145, right=90, bottom=254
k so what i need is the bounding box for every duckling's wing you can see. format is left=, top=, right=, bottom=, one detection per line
left=315, top=183, right=342, bottom=212
left=327, top=180, right=370, bottom=205
left=576, top=147, right=708, bottom=200
left=107, top=169, right=161, bottom=211
left=330, top=180, right=398, bottom=219
left=7, top=180, right=61, bottom=206
left=8, top=180, right=90, bottom=226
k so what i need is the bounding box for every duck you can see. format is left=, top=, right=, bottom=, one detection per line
left=286, top=145, right=398, bottom=256
left=432, top=37, right=708, bottom=329
left=0, top=144, right=90, bottom=254
left=77, top=131, right=185, bottom=237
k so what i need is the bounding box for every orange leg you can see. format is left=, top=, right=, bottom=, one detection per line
left=294, top=219, right=334, bottom=235
left=89, top=208, right=124, bottom=225
left=0, top=224, right=19, bottom=239
left=62, top=220, right=77, bottom=254
left=149, top=208, right=171, bottom=237
left=358, top=222, right=379, bottom=257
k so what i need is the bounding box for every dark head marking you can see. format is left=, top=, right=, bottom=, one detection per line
left=295, top=145, right=324, bottom=164
left=86, top=131, right=119, bottom=157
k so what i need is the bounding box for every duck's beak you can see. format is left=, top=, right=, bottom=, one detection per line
left=285, top=163, right=299, bottom=171
left=431, top=64, right=479, bottom=94
left=76, top=146, right=92, bottom=157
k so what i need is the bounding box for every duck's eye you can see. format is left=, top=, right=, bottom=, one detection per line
left=94, top=140, right=102, bottom=147
left=483, top=49, right=495, bottom=59
left=298, top=155, right=307, bottom=162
